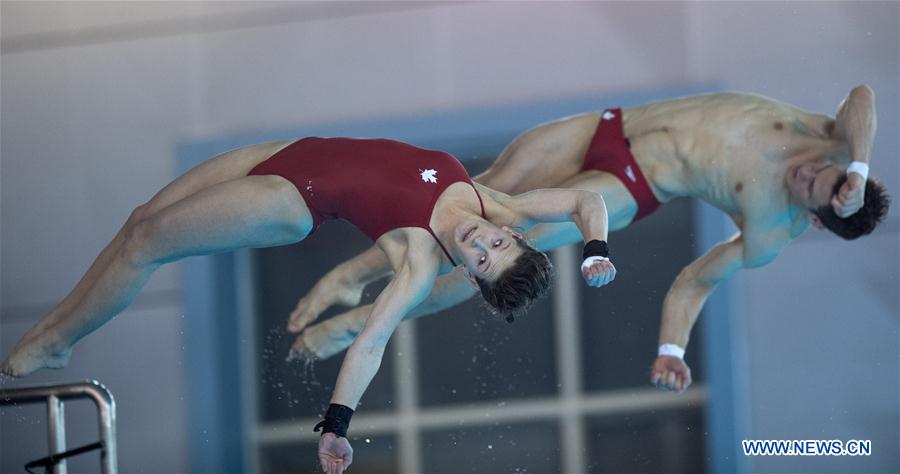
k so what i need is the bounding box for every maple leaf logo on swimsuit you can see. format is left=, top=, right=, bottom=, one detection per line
left=420, top=169, right=438, bottom=183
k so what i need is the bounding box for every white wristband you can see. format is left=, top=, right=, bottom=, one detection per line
left=658, top=343, right=685, bottom=360
left=846, top=161, right=869, bottom=181
left=581, top=255, right=609, bottom=271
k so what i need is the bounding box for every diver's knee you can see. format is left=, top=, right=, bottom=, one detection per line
left=120, top=217, right=160, bottom=267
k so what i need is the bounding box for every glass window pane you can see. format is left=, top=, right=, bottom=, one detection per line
left=580, top=199, right=704, bottom=391
left=422, top=421, right=559, bottom=473
left=260, top=434, right=398, bottom=474
left=586, top=407, right=706, bottom=474
left=254, top=220, right=396, bottom=420
left=416, top=293, right=558, bottom=406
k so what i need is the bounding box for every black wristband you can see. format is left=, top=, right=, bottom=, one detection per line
left=582, top=240, right=609, bottom=260
left=313, top=403, right=354, bottom=438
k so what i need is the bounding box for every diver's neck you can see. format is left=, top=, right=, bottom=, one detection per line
left=432, top=204, right=476, bottom=262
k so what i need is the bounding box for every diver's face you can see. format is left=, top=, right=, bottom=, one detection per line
left=454, top=221, right=523, bottom=281
left=787, top=161, right=844, bottom=210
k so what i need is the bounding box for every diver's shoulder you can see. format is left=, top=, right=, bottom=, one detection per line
left=672, top=91, right=799, bottom=110
left=624, top=92, right=778, bottom=117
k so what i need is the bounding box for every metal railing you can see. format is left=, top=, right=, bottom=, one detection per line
left=0, top=380, right=117, bottom=474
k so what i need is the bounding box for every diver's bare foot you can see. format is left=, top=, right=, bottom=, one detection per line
left=1, top=338, right=72, bottom=378
left=287, top=272, right=365, bottom=334
left=289, top=319, right=358, bottom=361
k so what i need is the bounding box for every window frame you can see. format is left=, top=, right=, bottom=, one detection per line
left=176, top=84, right=747, bottom=473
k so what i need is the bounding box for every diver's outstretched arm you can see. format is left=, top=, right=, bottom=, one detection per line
left=650, top=233, right=745, bottom=394
left=651, top=228, right=787, bottom=393
left=317, top=248, right=437, bottom=474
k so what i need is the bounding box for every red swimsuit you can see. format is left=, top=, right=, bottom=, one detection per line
left=581, top=108, right=661, bottom=221
left=247, top=137, right=484, bottom=265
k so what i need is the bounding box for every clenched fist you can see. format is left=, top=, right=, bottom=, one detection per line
left=832, top=172, right=866, bottom=218
left=650, top=355, right=692, bottom=393
left=582, top=258, right=616, bottom=287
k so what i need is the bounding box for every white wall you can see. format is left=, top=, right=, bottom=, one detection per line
left=2, top=2, right=897, bottom=473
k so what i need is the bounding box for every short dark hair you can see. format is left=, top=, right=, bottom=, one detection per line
left=476, top=237, right=553, bottom=323
left=813, top=176, right=890, bottom=240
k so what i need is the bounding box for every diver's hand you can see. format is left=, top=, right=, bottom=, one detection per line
left=832, top=172, right=866, bottom=218
left=581, top=258, right=616, bottom=287
left=650, top=356, right=692, bottom=393
left=318, top=433, right=353, bottom=474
